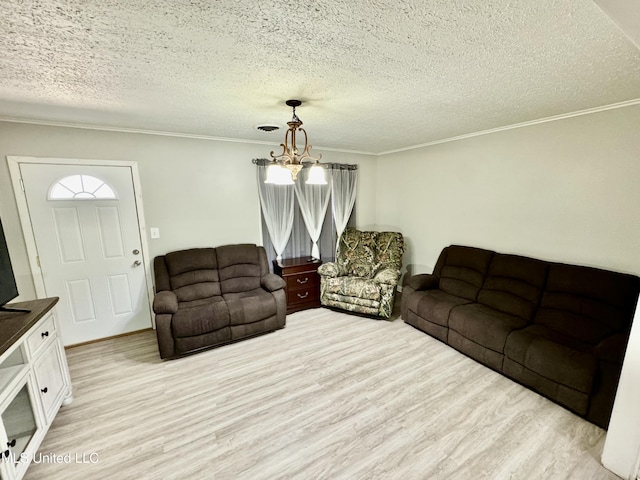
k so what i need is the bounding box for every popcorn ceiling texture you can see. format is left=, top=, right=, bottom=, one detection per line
left=1, top=0, right=639, bottom=153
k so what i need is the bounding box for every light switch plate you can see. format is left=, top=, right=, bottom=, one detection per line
left=150, top=227, right=160, bottom=239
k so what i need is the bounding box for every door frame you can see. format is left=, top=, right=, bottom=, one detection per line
left=7, top=156, right=155, bottom=328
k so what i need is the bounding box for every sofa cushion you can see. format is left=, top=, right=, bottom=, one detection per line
left=435, top=246, right=494, bottom=301
left=171, top=297, right=229, bottom=337
left=322, top=276, right=381, bottom=301
left=505, top=325, right=596, bottom=394
left=374, top=231, right=404, bottom=272
left=163, top=248, right=221, bottom=302
left=477, top=254, right=548, bottom=320
left=535, top=263, right=640, bottom=344
left=217, top=244, right=262, bottom=294
left=172, top=271, right=221, bottom=302
left=411, top=290, right=472, bottom=327
left=224, top=289, right=278, bottom=325
left=336, top=228, right=378, bottom=278
left=449, top=303, right=529, bottom=353
left=373, top=267, right=401, bottom=285
left=165, top=248, right=217, bottom=276
left=407, top=274, right=439, bottom=291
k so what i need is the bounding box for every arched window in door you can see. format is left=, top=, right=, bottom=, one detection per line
left=48, top=175, right=117, bottom=200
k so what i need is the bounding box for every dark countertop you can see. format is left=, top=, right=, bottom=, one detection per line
left=0, top=298, right=59, bottom=357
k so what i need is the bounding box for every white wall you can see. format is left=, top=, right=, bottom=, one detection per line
left=0, top=122, right=375, bottom=300
left=375, top=103, right=640, bottom=478
left=375, top=104, right=640, bottom=280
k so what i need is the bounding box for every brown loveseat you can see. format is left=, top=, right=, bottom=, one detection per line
left=401, top=245, right=640, bottom=428
left=152, top=244, right=286, bottom=359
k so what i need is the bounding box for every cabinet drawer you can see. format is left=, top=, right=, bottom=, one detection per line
left=26, top=314, right=56, bottom=358
left=285, top=272, right=319, bottom=291
left=288, top=285, right=320, bottom=306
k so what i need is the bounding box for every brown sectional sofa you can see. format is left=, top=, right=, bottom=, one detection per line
left=401, top=245, right=640, bottom=428
left=152, top=244, right=286, bottom=359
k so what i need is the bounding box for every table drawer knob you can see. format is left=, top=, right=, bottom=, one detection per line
left=41, top=331, right=49, bottom=338
left=297, top=292, right=309, bottom=299
left=41, top=387, right=48, bottom=394
left=296, top=277, right=309, bottom=284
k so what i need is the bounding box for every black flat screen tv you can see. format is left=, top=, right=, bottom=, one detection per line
left=0, top=216, right=19, bottom=309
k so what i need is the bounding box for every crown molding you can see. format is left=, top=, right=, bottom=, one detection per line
left=0, top=116, right=377, bottom=156
left=2, top=97, right=638, bottom=158
left=377, top=98, right=640, bottom=156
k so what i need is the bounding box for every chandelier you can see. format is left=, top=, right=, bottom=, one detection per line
left=265, top=100, right=326, bottom=185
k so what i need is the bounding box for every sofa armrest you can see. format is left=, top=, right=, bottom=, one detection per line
left=318, top=262, right=340, bottom=278
left=595, top=333, right=628, bottom=364
left=262, top=273, right=286, bottom=292
left=153, top=291, right=178, bottom=314
left=407, top=274, right=439, bottom=291
left=373, top=267, right=401, bottom=286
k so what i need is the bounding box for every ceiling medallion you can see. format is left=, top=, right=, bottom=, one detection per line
left=265, top=100, right=326, bottom=185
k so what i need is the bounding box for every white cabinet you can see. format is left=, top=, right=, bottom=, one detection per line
left=0, top=376, right=40, bottom=480
left=0, top=298, right=72, bottom=480
left=33, top=344, right=67, bottom=424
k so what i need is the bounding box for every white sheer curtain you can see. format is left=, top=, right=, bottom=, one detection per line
left=256, top=165, right=295, bottom=261
left=331, top=167, right=358, bottom=248
left=294, top=168, right=331, bottom=259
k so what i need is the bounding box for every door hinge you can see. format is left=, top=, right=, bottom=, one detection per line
left=36, top=256, right=41, bottom=267
left=19, top=178, right=25, bottom=192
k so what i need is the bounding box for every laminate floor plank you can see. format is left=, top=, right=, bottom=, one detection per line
left=24, top=307, right=619, bottom=479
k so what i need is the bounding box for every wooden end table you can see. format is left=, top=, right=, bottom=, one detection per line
left=273, top=257, right=322, bottom=314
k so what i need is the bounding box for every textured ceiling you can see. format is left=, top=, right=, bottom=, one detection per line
left=1, top=0, right=640, bottom=154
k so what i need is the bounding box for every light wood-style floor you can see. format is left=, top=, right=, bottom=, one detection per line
left=24, top=307, right=619, bottom=480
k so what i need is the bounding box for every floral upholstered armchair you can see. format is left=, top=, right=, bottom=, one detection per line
left=317, top=228, right=405, bottom=318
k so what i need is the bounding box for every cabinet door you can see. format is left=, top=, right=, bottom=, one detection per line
left=0, top=420, right=15, bottom=480
left=0, top=377, right=41, bottom=480
left=33, top=344, right=66, bottom=423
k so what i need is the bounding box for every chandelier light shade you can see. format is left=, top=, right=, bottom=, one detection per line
left=306, top=165, right=326, bottom=185
left=264, top=163, right=294, bottom=185
left=265, top=100, right=327, bottom=185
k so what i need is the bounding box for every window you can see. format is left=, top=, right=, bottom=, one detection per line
left=255, top=161, right=358, bottom=268
left=48, top=175, right=116, bottom=200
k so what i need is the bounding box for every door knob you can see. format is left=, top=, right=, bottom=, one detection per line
left=133, top=260, right=141, bottom=267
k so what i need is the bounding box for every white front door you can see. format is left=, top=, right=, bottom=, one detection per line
left=19, top=163, right=152, bottom=345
